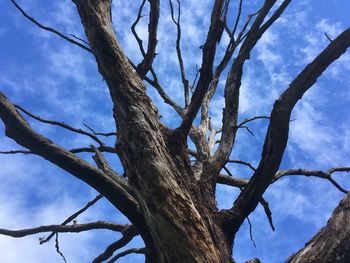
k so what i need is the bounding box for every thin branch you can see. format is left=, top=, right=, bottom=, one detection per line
left=69, top=34, right=90, bottom=45
left=40, top=194, right=103, bottom=244
left=237, top=116, right=270, bottom=127
left=0, top=221, right=129, bottom=238
left=240, top=125, right=255, bottom=136
left=70, top=145, right=116, bottom=154
left=246, top=216, right=256, bottom=248
left=144, top=72, right=184, bottom=116
left=274, top=168, right=350, bottom=194
left=228, top=160, right=256, bottom=171
left=107, top=247, right=147, bottom=263
left=15, top=104, right=104, bottom=145
left=92, top=226, right=139, bottom=263
left=0, top=145, right=117, bottom=155
left=131, top=0, right=160, bottom=78
left=83, top=122, right=116, bottom=137
left=325, top=32, right=333, bottom=42
left=10, top=0, right=92, bottom=53
left=169, top=0, right=190, bottom=106
left=232, top=0, right=243, bottom=39
left=0, top=149, right=32, bottom=154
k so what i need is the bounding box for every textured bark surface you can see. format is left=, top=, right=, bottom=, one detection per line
left=285, top=193, right=350, bottom=263
left=1, top=1, right=350, bottom=263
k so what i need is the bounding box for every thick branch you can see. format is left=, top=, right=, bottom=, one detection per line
left=285, top=192, right=350, bottom=263
left=225, top=27, right=350, bottom=236
left=0, top=91, right=142, bottom=231
left=179, top=0, right=225, bottom=133
left=212, top=0, right=287, bottom=172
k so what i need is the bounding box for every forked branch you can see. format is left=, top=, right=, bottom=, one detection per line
left=131, top=0, right=159, bottom=79
left=0, top=91, right=142, bottom=231
left=225, top=27, right=350, bottom=237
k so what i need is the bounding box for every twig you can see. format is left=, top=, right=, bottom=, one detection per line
left=246, top=216, right=256, bottom=248
left=15, top=104, right=104, bottom=145
left=239, top=125, right=255, bottom=136
left=237, top=116, right=270, bottom=127
left=40, top=194, right=103, bottom=244
left=83, top=122, right=117, bottom=137
left=324, top=32, right=333, bottom=42
left=228, top=160, right=256, bottom=171
left=69, top=34, right=90, bottom=45
left=55, top=233, right=67, bottom=263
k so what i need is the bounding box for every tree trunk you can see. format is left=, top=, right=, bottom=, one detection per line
left=285, top=192, right=350, bottom=263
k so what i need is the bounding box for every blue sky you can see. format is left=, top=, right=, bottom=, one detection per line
left=0, top=0, right=349, bottom=262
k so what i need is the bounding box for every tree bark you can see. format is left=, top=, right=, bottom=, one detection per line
left=73, top=1, right=234, bottom=262
left=2, top=1, right=349, bottom=263
left=285, top=193, right=350, bottom=263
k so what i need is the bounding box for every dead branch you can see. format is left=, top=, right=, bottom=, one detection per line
left=107, top=247, right=147, bottom=263
left=0, top=91, right=143, bottom=232
left=92, top=226, right=139, bottom=263
left=55, top=233, right=67, bottom=263
left=228, top=160, right=256, bottom=171
left=1, top=145, right=116, bottom=155
left=212, top=0, right=289, bottom=173
left=169, top=0, right=190, bottom=106
left=274, top=168, right=350, bottom=194
left=237, top=116, right=270, bottom=127
left=10, top=0, right=92, bottom=53
left=131, top=0, right=159, bottom=78
left=0, top=221, right=130, bottom=238
left=246, top=216, right=256, bottom=248
left=226, top=27, right=350, bottom=237
left=259, top=198, right=275, bottom=231
left=83, top=122, right=116, bottom=137
left=15, top=104, right=104, bottom=146
left=179, top=0, right=225, bottom=133
left=40, top=194, right=103, bottom=244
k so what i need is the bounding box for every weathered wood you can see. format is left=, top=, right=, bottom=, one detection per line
left=285, top=193, right=350, bottom=263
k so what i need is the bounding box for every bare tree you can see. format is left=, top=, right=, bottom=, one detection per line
left=1, top=0, right=350, bottom=262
